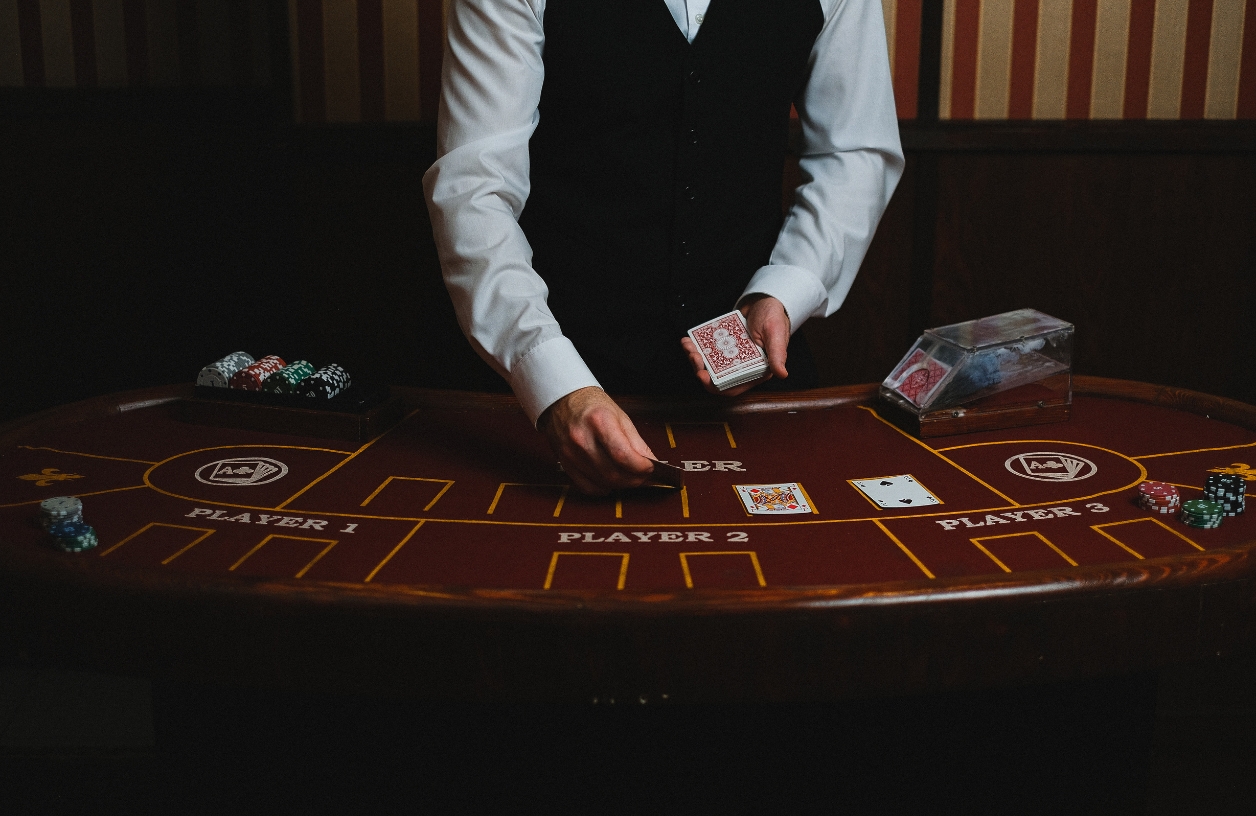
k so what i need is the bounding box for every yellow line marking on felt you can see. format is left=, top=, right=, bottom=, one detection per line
left=140, top=454, right=1149, bottom=530
left=872, top=519, right=935, bottom=579
left=1091, top=517, right=1204, bottom=557
left=486, top=483, right=570, bottom=516
left=679, top=551, right=765, bottom=589
left=359, top=476, right=455, bottom=511
left=295, top=539, right=341, bottom=579
left=228, top=533, right=339, bottom=574
left=970, top=539, right=1011, bottom=573
left=544, top=552, right=629, bottom=590
left=97, top=522, right=214, bottom=559
left=364, top=521, right=426, bottom=583
left=680, top=485, right=690, bottom=518
left=927, top=436, right=1151, bottom=502
left=128, top=494, right=1146, bottom=529
left=17, top=446, right=159, bottom=464
left=0, top=484, right=148, bottom=509
left=1133, top=442, right=1256, bottom=460
left=969, top=531, right=1078, bottom=573
left=664, top=421, right=737, bottom=449
left=860, top=406, right=1020, bottom=505
left=276, top=412, right=419, bottom=510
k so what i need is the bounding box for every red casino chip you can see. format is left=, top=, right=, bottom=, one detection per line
left=228, top=355, right=286, bottom=391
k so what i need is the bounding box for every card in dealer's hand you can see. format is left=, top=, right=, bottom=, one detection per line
left=850, top=475, right=941, bottom=510
left=688, top=310, right=769, bottom=391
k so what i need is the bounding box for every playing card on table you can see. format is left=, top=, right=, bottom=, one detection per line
left=850, top=475, right=941, bottom=509
left=734, top=483, right=816, bottom=515
left=688, top=311, right=769, bottom=390
left=884, top=348, right=952, bottom=408
left=646, top=459, right=684, bottom=488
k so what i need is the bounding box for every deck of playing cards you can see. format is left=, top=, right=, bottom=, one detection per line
left=688, top=310, right=769, bottom=391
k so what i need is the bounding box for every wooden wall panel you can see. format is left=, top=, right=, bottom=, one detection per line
left=800, top=161, right=918, bottom=388
left=924, top=151, right=1256, bottom=402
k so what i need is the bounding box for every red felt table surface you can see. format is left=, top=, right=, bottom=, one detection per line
left=2, top=378, right=1255, bottom=701
left=4, top=383, right=1253, bottom=590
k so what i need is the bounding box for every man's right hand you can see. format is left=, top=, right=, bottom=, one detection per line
left=538, top=387, right=657, bottom=496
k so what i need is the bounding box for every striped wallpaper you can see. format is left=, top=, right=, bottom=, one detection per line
left=288, top=0, right=445, bottom=123
left=883, top=0, right=925, bottom=119
left=286, top=0, right=918, bottom=124
left=0, top=0, right=276, bottom=88
left=939, top=0, right=1256, bottom=119
left=5, top=0, right=1255, bottom=121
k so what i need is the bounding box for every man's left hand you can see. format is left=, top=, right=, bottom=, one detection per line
left=680, top=295, right=791, bottom=396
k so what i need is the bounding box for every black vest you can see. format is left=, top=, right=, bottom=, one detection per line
left=519, top=0, right=824, bottom=393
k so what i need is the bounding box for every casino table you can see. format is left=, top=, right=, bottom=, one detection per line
left=1, top=376, right=1254, bottom=703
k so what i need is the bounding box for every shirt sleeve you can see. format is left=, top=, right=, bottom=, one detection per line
left=422, top=0, right=600, bottom=426
left=740, top=0, right=906, bottom=329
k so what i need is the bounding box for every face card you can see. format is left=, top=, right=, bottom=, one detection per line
left=885, top=348, right=952, bottom=407
left=688, top=311, right=767, bottom=379
left=734, top=483, right=815, bottom=515
left=850, top=475, right=941, bottom=510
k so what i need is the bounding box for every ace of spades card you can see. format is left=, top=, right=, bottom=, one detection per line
left=850, top=475, right=942, bottom=510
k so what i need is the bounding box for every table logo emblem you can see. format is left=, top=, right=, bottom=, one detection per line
left=19, top=468, right=83, bottom=487
left=1005, top=452, right=1096, bottom=482
left=1208, top=462, right=1254, bottom=482
left=195, top=457, right=288, bottom=486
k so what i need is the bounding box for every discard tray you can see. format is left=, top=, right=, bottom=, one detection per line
left=881, top=373, right=1072, bottom=438
left=180, top=383, right=405, bottom=443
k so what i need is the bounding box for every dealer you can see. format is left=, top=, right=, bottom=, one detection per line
left=424, top=0, right=903, bottom=494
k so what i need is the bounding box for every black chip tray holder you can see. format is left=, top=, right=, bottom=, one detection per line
left=180, top=383, right=405, bottom=443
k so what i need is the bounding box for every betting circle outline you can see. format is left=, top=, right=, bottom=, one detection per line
left=195, top=456, right=290, bottom=487
left=1004, top=452, right=1097, bottom=482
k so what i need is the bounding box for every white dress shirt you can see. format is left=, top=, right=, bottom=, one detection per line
left=423, top=0, right=904, bottom=424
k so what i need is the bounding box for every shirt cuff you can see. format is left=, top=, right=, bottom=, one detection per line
left=738, top=265, right=829, bottom=333
left=510, top=336, right=602, bottom=426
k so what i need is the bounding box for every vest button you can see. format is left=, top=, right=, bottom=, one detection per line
left=688, top=70, right=702, bottom=84
left=684, top=186, right=695, bottom=200
left=688, top=128, right=698, bottom=145
left=673, top=293, right=686, bottom=307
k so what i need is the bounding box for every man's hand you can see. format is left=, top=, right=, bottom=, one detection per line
left=680, top=295, right=791, bottom=396
left=539, top=386, right=657, bottom=495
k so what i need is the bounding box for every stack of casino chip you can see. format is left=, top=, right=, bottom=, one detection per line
left=295, top=364, right=351, bottom=399
left=228, top=355, right=286, bottom=391
left=1136, top=481, right=1181, bottom=515
left=39, top=496, right=82, bottom=530
left=1180, top=498, right=1225, bottom=529
left=48, top=520, right=99, bottom=553
left=1203, top=473, right=1246, bottom=517
left=261, top=360, right=315, bottom=395
left=196, top=351, right=254, bottom=387
left=40, top=497, right=98, bottom=552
